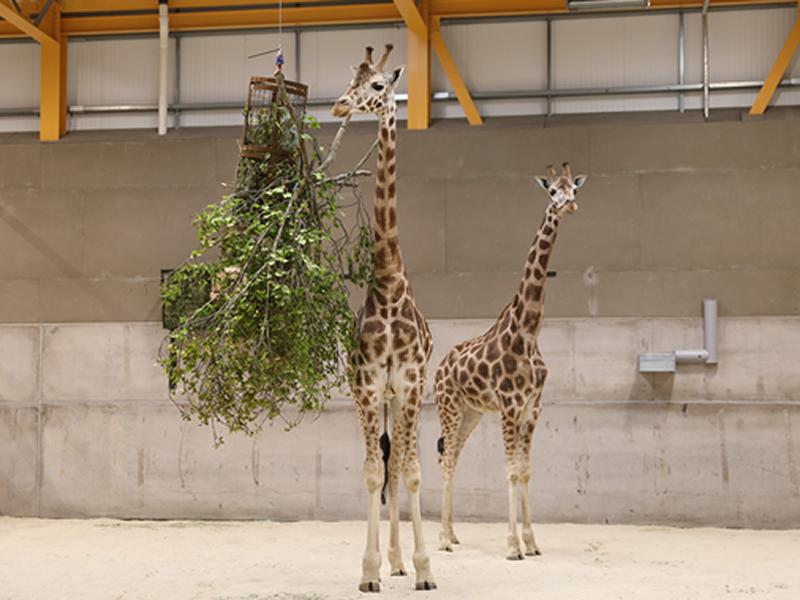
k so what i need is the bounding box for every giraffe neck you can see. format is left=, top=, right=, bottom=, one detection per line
left=514, top=204, right=560, bottom=336
left=372, top=110, right=403, bottom=278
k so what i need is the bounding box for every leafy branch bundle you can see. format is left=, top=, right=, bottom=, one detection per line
left=160, top=76, right=374, bottom=442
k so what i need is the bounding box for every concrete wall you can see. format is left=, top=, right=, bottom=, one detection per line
left=2, top=318, right=799, bottom=527
left=2, top=109, right=800, bottom=322
left=1, top=109, right=799, bottom=525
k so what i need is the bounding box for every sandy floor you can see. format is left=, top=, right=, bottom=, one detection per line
left=1, top=519, right=798, bottom=600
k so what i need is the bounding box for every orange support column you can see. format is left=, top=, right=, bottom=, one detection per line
left=395, top=0, right=430, bottom=129
left=38, top=5, right=68, bottom=141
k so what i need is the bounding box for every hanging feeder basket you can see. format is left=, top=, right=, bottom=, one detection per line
left=239, top=73, right=309, bottom=161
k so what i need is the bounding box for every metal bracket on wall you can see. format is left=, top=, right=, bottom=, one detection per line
left=638, top=298, right=718, bottom=373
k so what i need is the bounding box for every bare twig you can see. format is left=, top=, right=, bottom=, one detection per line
left=317, top=114, right=352, bottom=172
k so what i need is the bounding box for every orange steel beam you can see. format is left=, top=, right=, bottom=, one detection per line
left=430, top=16, right=482, bottom=125
left=0, top=1, right=67, bottom=140
left=394, top=0, right=481, bottom=128
left=429, top=0, right=564, bottom=17
left=59, top=4, right=400, bottom=35
left=0, top=0, right=57, bottom=45
left=62, top=0, right=345, bottom=10
left=59, top=0, right=781, bottom=17
left=394, top=0, right=428, bottom=35
left=749, top=7, right=800, bottom=114
left=1, top=1, right=796, bottom=39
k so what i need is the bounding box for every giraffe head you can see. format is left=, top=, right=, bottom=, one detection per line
left=331, top=44, right=405, bottom=119
left=534, top=163, right=587, bottom=215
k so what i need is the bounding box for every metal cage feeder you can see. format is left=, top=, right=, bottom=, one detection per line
left=239, top=73, right=309, bottom=161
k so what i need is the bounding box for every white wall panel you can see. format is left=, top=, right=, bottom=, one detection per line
left=178, top=110, right=243, bottom=128
left=1, top=8, right=800, bottom=133
left=300, top=26, right=407, bottom=98
left=0, top=116, right=37, bottom=133
left=552, top=94, right=680, bottom=115
left=180, top=32, right=297, bottom=103
left=553, top=15, right=679, bottom=88
left=683, top=13, right=703, bottom=84
left=551, top=14, right=680, bottom=114
left=434, top=21, right=547, bottom=93
left=709, top=8, right=797, bottom=82
left=683, top=8, right=799, bottom=111
left=0, top=43, right=39, bottom=108
left=69, top=38, right=176, bottom=106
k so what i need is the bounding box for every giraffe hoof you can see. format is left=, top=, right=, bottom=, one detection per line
left=359, top=581, right=381, bottom=593
left=391, top=569, right=408, bottom=577
left=506, top=552, right=525, bottom=561
left=525, top=549, right=542, bottom=557
left=438, top=543, right=453, bottom=552
left=415, top=580, right=437, bottom=591
left=449, top=534, right=460, bottom=545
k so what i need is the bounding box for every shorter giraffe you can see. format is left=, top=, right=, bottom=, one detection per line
left=435, top=163, right=586, bottom=560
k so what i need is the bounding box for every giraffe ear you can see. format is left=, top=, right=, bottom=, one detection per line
left=390, top=65, right=405, bottom=85
left=534, top=176, right=550, bottom=191
left=573, top=175, right=588, bottom=189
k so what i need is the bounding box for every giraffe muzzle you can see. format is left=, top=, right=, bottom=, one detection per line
left=331, top=100, right=351, bottom=118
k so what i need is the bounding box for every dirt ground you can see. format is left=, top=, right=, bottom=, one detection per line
left=1, top=518, right=798, bottom=600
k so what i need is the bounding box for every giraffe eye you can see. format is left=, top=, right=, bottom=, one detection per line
left=371, top=82, right=385, bottom=91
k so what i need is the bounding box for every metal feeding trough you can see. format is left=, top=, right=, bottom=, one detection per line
left=638, top=298, right=718, bottom=373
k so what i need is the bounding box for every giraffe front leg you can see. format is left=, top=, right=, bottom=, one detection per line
left=401, top=380, right=436, bottom=591
left=519, top=398, right=543, bottom=557
left=501, top=411, right=524, bottom=561
left=354, top=388, right=383, bottom=593
left=387, top=398, right=407, bottom=577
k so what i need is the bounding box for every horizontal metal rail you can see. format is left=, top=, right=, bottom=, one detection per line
left=3, top=77, right=799, bottom=118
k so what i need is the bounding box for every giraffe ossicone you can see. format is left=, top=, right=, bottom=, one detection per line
left=332, top=44, right=436, bottom=593
left=434, top=162, right=587, bottom=560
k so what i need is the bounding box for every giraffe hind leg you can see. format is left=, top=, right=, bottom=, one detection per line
left=437, top=387, right=463, bottom=552
left=387, top=396, right=407, bottom=577
left=401, top=381, right=436, bottom=591
left=447, top=406, right=482, bottom=546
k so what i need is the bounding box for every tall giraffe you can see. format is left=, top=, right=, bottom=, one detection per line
left=434, top=163, right=587, bottom=560
left=332, top=44, right=436, bottom=593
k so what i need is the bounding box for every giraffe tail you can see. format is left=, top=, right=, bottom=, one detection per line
left=380, top=431, right=391, bottom=505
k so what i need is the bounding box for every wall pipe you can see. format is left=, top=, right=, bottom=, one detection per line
left=703, top=298, right=718, bottom=364
left=702, top=0, right=710, bottom=120
left=546, top=17, right=553, bottom=117
left=639, top=298, right=718, bottom=372
left=678, top=11, right=685, bottom=113
left=175, top=33, right=181, bottom=129
left=295, top=29, right=301, bottom=82
left=158, top=0, right=169, bottom=135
